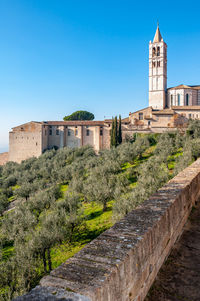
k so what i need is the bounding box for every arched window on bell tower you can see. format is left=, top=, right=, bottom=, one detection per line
left=152, top=47, right=156, bottom=57
left=157, top=46, right=160, bottom=56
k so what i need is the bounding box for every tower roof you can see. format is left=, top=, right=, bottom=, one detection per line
left=153, top=25, right=163, bottom=43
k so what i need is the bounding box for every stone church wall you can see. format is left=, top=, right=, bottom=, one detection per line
left=0, top=152, right=9, bottom=165
left=9, top=123, right=43, bottom=163
left=65, top=126, right=82, bottom=148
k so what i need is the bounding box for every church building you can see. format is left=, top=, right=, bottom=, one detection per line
left=8, top=25, right=200, bottom=163
left=129, top=25, right=200, bottom=129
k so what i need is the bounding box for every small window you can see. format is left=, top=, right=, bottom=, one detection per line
left=177, top=94, right=180, bottom=106
left=196, top=114, right=198, bottom=118
left=139, top=113, right=143, bottom=120
left=65, top=125, right=68, bottom=129
left=157, top=61, right=160, bottom=67
left=148, top=121, right=151, bottom=126
left=49, top=129, right=52, bottom=135
left=189, top=114, right=192, bottom=119
left=49, top=125, right=52, bottom=129
left=36, top=142, right=38, bottom=146
left=100, top=129, right=103, bottom=136
left=152, top=47, right=156, bottom=57
left=171, top=95, right=173, bottom=106
left=75, top=129, right=78, bottom=136
left=186, top=94, right=189, bottom=106
left=75, top=126, right=77, bottom=128
left=56, top=129, right=59, bottom=135
left=68, top=130, right=71, bottom=136
left=157, top=47, right=160, bottom=56
left=152, top=62, right=156, bottom=68
left=86, top=129, right=90, bottom=136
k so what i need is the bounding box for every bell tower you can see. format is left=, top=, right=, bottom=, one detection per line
left=149, top=24, right=167, bottom=110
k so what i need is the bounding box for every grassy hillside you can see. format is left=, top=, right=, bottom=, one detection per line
left=0, top=125, right=200, bottom=300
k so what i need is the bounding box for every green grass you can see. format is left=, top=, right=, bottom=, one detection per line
left=8, top=195, right=16, bottom=202
left=59, top=184, right=68, bottom=198
left=11, top=185, right=20, bottom=191
left=168, top=149, right=183, bottom=170
left=1, top=244, right=14, bottom=260
left=121, top=162, right=134, bottom=170
left=51, top=200, right=113, bottom=269
left=0, top=143, right=184, bottom=282
left=50, top=146, right=157, bottom=268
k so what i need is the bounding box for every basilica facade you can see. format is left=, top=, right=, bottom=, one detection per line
left=8, top=26, right=200, bottom=163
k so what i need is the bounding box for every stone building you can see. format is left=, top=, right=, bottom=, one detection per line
left=149, top=25, right=167, bottom=110
left=9, top=119, right=132, bottom=163
left=7, top=25, right=200, bottom=163
left=167, top=85, right=200, bottom=107
left=129, top=25, right=200, bottom=131
left=148, top=25, right=200, bottom=110
left=9, top=121, right=109, bottom=163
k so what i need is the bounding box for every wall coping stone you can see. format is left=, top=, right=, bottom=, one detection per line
left=14, top=286, right=91, bottom=301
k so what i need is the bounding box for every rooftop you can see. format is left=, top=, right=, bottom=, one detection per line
left=152, top=109, right=175, bottom=115
left=172, top=106, right=200, bottom=110
left=168, top=84, right=200, bottom=90
left=153, top=25, right=163, bottom=43
left=42, top=121, right=105, bottom=126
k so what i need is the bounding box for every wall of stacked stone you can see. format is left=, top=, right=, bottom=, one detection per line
left=15, top=158, right=200, bottom=301
left=0, top=152, right=8, bottom=165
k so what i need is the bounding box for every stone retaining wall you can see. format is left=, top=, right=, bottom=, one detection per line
left=16, top=159, right=200, bottom=301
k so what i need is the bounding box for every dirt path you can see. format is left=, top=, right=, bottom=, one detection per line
left=145, top=202, right=200, bottom=301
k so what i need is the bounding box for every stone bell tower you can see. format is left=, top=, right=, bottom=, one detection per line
left=149, top=25, right=167, bottom=110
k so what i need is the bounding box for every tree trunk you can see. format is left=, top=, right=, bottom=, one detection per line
left=47, top=248, right=52, bottom=272
left=42, top=249, right=47, bottom=273
left=69, top=223, right=75, bottom=242
left=103, top=202, right=107, bottom=212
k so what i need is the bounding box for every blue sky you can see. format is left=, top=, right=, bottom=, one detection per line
left=0, top=0, right=200, bottom=151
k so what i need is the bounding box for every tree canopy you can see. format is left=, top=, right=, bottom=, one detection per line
left=63, top=110, right=94, bottom=121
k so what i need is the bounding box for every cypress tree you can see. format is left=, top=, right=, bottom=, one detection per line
left=110, top=117, right=114, bottom=147
left=118, top=115, right=122, bottom=144
left=113, top=116, right=118, bottom=147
